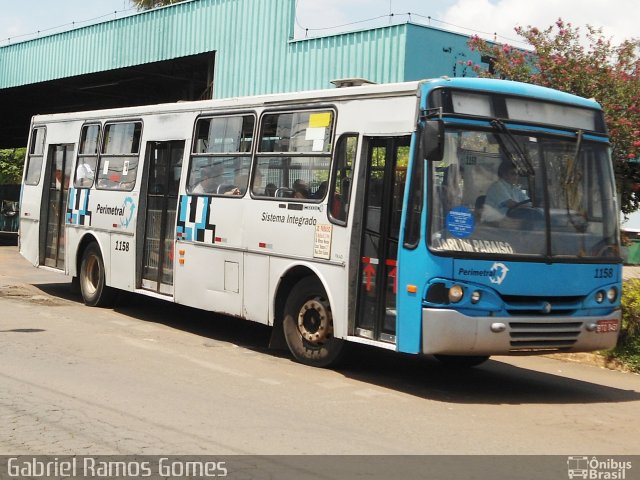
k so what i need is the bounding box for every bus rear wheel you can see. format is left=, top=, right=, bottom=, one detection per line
left=434, top=354, right=490, bottom=368
left=80, top=242, right=115, bottom=307
left=282, top=277, right=344, bottom=367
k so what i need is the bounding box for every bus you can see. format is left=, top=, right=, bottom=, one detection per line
left=19, top=77, right=622, bottom=367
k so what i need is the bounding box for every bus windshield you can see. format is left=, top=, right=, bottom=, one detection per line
left=429, top=127, right=619, bottom=260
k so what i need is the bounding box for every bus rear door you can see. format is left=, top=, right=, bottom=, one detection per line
left=140, top=141, right=184, bottom=295
left=42, top=144, right=74, bottom=269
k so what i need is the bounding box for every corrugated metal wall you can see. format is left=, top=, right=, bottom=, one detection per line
left=0, top=0, right=473, bottom=99
left=288, top=25, right=408, bottom=91
left=404, top=24, right=483, bottom=81
left=0, top=0, right=297, bottom=96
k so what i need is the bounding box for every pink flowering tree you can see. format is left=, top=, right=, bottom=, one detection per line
left=468, top=20, right=640, bottom=214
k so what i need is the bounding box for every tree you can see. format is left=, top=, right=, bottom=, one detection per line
left=0, top=149, right=25, bottom=185
left=131, top=0, right=185, bottom=10
left=468, top=20, right=640, bottom=214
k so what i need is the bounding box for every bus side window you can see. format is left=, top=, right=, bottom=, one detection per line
left=329, top=134, right=357, bottom=224
left=252, top=110, right=334, bottom=202
left=74, top=124, right=100, bottom=189
left=97, top=121, right=142, bottom=191
left=24, top=127, right=46, bottom=186
left=187, top=114, right=254, bottom=196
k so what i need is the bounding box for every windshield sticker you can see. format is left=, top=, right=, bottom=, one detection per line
left=433, top=237, right=514, bottom=254
left=446, top=206, right=475, bottom=238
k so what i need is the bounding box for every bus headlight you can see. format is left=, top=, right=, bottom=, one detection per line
left=448, top=285, right=464, bottom=303
left=607, top=287, right=618, bottom=303
left=595, top=291, right=605, bottom=303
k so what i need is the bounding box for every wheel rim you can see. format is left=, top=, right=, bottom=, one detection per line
left=297, top=296, right=333, bottom=345
left=82, top=254, right=100, bottom=297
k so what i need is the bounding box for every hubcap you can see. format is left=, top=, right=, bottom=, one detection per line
left=82, top=254, right=100, bottom=296
left=297, top=297, right=333, bottom=345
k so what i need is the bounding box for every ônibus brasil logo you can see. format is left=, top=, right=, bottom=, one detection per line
left=567, top=456, right=632, bottom=479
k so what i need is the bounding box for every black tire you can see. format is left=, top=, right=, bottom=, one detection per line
left=282, top=276, right=345, bottom=367
left=79, top=242, right=115, bottom=307
left=434, top=354, right=490, bottom=368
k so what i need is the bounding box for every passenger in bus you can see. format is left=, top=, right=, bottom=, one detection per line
left=292, top=179, right=309, bottom=199
left=192, top=163, right=222, bottom=194
left=264, top=183, right=277, bottom=197
left=75, top=161, right=95, bottom=188
left=481, top=161, right=532, bottom=222
left=224, top=171, right=249, bottom=196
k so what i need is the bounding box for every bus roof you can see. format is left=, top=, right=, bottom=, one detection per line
left=427, top=77, right=602, bottom=110
left=31, top=77, right=602, bottom=124
left=31, top=80, right=424, bottom=123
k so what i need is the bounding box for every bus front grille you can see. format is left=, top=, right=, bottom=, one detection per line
left=508, top=321, right=582, bottom=351
left=501, top=295, right=583, bottom=316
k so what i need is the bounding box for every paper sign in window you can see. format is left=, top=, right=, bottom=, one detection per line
left=102, top=160, right=110, bottom=175
left=123, top=160, right=130, bottom=176
left=314, top=224, right=332, bottom=259
left=306, top=127, right=326, bottom=151
left=309, top=112, right=331, bottom=128
left=305, top=127, right=325, bottom=141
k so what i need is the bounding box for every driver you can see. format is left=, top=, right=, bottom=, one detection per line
left=482, top=161, right=530, bottom=222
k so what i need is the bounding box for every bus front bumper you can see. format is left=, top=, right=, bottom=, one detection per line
left=421, top=308, right=621, bottom=356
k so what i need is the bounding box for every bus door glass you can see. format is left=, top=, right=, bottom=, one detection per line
left=43, top=144, right=74, bottom=269
left=356, top=136, right=410, bottom=343
left=141, top=141, right=184, bottom=294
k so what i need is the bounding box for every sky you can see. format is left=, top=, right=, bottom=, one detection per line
left=1, top=0, right=639, bottom=46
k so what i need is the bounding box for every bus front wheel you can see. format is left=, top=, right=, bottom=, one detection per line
left=282, top=277, right=344, bottom=367
left=80, top=242, right=115, bottom=307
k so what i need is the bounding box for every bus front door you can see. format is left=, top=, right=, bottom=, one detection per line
left=43, top=144, right=74, bottom=270
left=140, top=141, right=184, bottom=295
left=355, top=136, right=410, bottom=344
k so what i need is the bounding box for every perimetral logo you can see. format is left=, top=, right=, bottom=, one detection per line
left=489, top=262, right=509, bottom=285
left=120, top=197, right=136, bottom=228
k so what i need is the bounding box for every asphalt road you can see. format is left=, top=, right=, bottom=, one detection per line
left=1, top=245, right=639, bottom=456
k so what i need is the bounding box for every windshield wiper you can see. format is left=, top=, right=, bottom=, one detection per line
left=490, top=119, right=535, bottom=176
left=564, top=130, right=583, bottom=186
left=564, top=129, right=588, bottom=233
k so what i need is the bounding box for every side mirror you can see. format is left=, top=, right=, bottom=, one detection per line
left=421, top=120, right=444, bottom=162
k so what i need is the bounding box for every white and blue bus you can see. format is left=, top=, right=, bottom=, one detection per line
left=19, top=78, right=622, bottom=367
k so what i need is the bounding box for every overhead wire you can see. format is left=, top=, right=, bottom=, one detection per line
left=294, top=8, right=528, bottom=46
left=1, top=6, right=137, bottom=46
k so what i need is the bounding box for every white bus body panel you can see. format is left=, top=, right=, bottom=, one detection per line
left=21, top=82, right=422, bottom=342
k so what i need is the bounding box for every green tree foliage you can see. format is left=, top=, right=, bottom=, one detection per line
left=468, top=20, right=640, bottom=214
left=0, top=149, right=25, bottom=185
left=613, top=278, right=640, bottom=372
left=131, top=0, right=185, bottom=10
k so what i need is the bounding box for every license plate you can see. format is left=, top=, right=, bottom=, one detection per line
left=596, top=319, right=618, bottom=333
